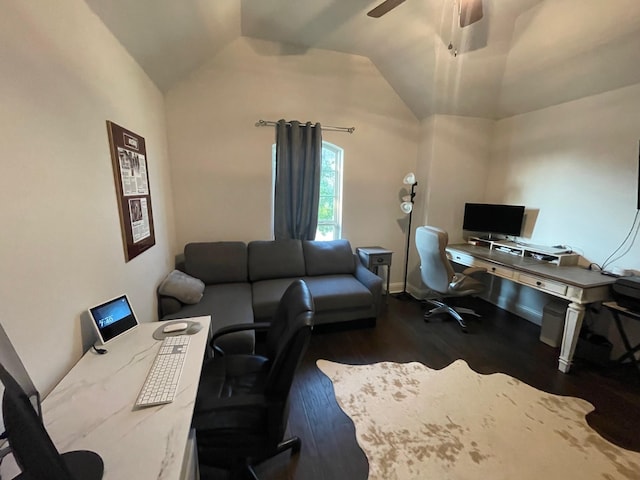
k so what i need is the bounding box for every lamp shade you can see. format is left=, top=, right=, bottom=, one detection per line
left=403, top=172, right=416, bottom=185
left=400, top=202, right=413, bottom=214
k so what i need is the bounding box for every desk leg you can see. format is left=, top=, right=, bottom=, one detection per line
left=558, top=302, right=586, bottom=373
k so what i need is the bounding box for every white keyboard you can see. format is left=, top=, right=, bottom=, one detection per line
left=135, top=335, right=190, bottom=408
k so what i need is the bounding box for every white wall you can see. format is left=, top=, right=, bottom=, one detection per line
left=0, top=1, right=175, bottom=394
left=410, top=85, right=640, bottom=357
left=488, top=82, right=640, bottom=354
left=490, top=83, right=640, bottom=273
left=409, top=115, right=494, bottom=295
left=165, top=37, right=419, bottom=289
left=421, top=115, right=495, bottom=241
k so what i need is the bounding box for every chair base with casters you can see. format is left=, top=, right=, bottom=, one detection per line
left=422, top=297, right=482, bottom=333
left=199, top=436, right=301, bottom=480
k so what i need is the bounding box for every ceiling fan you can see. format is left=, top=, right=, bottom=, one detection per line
left=367, top=0, right=484, bottom=28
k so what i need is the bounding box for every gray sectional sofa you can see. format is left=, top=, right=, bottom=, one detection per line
left=158, top=239, right=382, bottom=354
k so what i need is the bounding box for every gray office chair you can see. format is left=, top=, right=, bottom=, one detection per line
left=415, top=226, right=486, bottom=332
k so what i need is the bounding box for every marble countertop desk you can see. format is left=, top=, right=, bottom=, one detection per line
left=1, top=316, right=211, bottom=480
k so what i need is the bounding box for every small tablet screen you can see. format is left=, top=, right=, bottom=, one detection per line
left=88, top=294, right=139, bottom=344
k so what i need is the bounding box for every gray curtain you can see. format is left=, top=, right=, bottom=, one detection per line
left=274, top=119, right=322, bottom=240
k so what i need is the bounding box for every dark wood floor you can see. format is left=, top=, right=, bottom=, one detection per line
left=217, top=296, right=640, bottom=480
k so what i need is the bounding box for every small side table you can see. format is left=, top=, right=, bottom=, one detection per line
left=357, top=247, right=393, bottom=301
left=603, top=301, right=640, bottom=377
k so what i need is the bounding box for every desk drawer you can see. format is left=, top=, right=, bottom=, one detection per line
left=359, top=251, right=392, bottom=267
left=476, top=260, right=514, bottom=279
left=519, top=273, right=568, bottom=296
left=449, top=252, right=475, bottom=267
left=449, top=252, right=513, bottom=279
left=369, top=253, right=392, bottom=266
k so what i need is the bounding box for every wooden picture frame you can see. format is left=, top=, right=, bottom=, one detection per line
left=106, top=121, right=156, bottom=262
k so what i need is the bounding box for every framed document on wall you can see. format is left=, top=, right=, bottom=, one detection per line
left=106, top=121, right=156, bottom=262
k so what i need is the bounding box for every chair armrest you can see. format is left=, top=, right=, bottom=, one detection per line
left=450, top=268, right=487, bottom=290
left=210, top=322, right=271, bottom=355
left=462, top=267, right=486, bottom=277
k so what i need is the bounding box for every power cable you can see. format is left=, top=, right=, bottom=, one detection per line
left=601, top=210, right=640, bottom=273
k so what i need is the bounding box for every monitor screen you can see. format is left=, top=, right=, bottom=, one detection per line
left=463, top=203, right=525, bottom=237
left=88, top=294, right=139, bottom=344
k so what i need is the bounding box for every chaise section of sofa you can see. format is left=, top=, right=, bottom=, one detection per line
left=160, top=242, right=255, bottom=355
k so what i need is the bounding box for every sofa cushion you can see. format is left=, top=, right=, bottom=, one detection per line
left=251, top=278, right=302, bottom=322
left=302, top=275, right=372, bottom=311
left=157, top=269, right=205, bottom=304
left=303, top=240, right=355, bottom=276
left=162, top=283, right=254, bottom=355
left=248, top=240, right=305, bottom=281
left=184, top=242, right=248, bottom=285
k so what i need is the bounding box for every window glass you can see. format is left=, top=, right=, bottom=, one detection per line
left=316, top=142, right=343, bottom=240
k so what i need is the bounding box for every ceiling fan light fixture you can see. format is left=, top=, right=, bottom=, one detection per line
left=458, top=0, right=483, bottom=28
left=367, top=0, right=406, bottom=18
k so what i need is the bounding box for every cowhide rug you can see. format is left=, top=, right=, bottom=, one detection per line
left=316, top=359, right=640, bottom=480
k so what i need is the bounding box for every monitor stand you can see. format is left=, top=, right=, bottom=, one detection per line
left=477, top=234, right=505, bottom=241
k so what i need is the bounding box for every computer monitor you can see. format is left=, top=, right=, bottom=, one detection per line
left=88, top=294, right=139, bottom=345
left=463, top=203, right=525, bottom=238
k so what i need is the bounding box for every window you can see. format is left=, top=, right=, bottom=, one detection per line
left=272, top=141, right=343, bottom=240
left=316, top=142, right=343, bottom=240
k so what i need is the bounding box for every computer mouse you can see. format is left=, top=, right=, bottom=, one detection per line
left=163, top=322, right=189, bottom=333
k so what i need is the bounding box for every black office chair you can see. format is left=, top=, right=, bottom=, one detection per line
left=415, top=225, right=486, bottom=332
left=193, top=279, right=315, bottom=480
left=0, top=322, right=42, bottom=463
left=0, top=363, right=104, bottom=480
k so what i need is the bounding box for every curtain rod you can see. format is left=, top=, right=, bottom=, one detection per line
left=255, top=119, right=355, bottom=134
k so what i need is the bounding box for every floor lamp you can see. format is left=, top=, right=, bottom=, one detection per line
left=394, top=172, right=417, bottom=301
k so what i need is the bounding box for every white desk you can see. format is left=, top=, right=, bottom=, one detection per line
left=447, top=244, right=616, bottom=373
left=1, top=316, right=210, bottom=480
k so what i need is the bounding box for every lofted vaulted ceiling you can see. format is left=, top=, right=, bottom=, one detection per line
left=86, top=0, right=640, bottom=120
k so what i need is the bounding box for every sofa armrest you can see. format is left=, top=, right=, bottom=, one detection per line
left=157, top=294, right=183, bottom=320
left=353, top=254, right=383, bottom=315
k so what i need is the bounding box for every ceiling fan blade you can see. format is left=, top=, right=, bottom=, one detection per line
left=459, top=0, right=483, bottom=27
left=367, top=0, right=406, bottom=18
